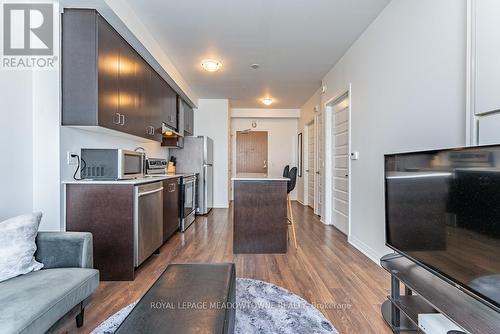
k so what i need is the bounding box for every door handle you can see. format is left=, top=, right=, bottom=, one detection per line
left=316, top=171, right=320, bottom=175
left=305, top=169, right=310, bottom=172
left=138, top=187, right=164, bottom=197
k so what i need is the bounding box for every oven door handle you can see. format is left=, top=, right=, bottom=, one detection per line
left=138, top=187, right=164, bottom=197
left=183, top=178, right=196, bottom=184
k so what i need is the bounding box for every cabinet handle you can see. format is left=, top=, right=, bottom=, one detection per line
left=146, top=126, right=150, bottom=135
left=114, top=113, right=120, bottom=124
left=120, top=114, right=125, bottom=126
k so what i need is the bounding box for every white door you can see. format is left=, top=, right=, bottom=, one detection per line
left=315, top=113, right=324, bottom=216
left=307, top=123, right=315, bottom=208
left=332, top=95, right=350, bottom=234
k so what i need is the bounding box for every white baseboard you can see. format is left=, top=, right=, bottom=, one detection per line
left=297, top=200, right=305, bottom=206
left=348, top=235, right=384, bottom=266
left=213, top=206, right=229, bottom=209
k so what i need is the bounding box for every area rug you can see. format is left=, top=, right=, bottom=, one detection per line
left=91, top=278, right=338, bottom=334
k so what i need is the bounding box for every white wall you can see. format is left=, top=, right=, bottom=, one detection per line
left=230, top=117, right=298, bottom=200
left=301, top=0, right=467, bottom=263
left=194, top=99, right=230, bottom=208
left=60, top=129, right=167, bottom=182
left=33, top=69, right=61, bottom=231
left=59, top=128, right=168, bottom=228
left=0, top=71, right=34, bottom=222
left=0, top=3, right=60, bottom=231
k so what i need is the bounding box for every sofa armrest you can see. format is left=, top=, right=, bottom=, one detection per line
left=35, top=232, right=94, bottom=269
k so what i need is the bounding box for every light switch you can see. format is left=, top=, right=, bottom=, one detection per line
left=350, top=151, right=359, bottom=160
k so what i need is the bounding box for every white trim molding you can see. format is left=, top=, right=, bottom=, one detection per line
left=466, top=0, right=478, bottom=146
left=348, top=235, right=384, bottom=266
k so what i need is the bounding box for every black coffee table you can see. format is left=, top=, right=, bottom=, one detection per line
left=115, top=263, right=236, bottom=334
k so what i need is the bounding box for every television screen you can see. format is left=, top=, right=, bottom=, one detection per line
left=385, top=146, right=500, bottom=310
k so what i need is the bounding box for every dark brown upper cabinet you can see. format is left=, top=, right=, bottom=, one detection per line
left=183, top=100, right=194, bottom=136
left=62, top=9, right=178, bottom=143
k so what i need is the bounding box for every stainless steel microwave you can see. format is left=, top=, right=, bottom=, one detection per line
left=80, top=149, right=144, bottom=180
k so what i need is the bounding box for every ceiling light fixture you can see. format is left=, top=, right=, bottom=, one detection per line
left=262, top=97, right=273, bottom=106
left=250, top=63, right=260, bottom=69
left=201, top=59, right=222, bottom=72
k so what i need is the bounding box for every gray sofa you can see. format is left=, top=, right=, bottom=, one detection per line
left=0, top=232, right=99, bottom=334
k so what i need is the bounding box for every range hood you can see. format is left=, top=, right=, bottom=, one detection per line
left=162, top=123, right=182, bottom=138
left=161, top=122, right=184, bottom=148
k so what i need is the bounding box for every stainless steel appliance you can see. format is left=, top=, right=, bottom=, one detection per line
left=171, top=136, right=213, bottom=215
left=146, top=158, right=168, bottom=175
left=134, top=181, right=163, bottom=266
left=81, top=149, right=144, bottom=180
left=180, top=175, right=197, bottom=232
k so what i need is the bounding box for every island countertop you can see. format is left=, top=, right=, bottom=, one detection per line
left=232, top=173, right=289, bottom=181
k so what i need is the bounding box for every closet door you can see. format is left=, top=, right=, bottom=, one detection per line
left=475, top=0, right=500, bottom=114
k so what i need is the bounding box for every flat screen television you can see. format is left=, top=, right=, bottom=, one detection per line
left=385, top=145, right=500, bottom=311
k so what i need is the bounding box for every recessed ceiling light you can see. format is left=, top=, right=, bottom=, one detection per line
left=262, top=97, right=273, bottom=106
left=250, top=63, right=260, bottom=69
left=201, top=59, right=222, bottom=72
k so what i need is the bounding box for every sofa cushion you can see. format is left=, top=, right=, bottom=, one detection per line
left=0, top=268, right=99, bottom=334
left=0, top=213, right=44, bottom=282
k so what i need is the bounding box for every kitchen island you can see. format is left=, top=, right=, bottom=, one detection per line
left=232, top=173, right=289, bottom=254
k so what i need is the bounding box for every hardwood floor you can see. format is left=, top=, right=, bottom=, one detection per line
left=59, top=202, right=391, bottom=334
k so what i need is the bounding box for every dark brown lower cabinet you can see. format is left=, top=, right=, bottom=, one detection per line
left=233, top=180, right=288, bottom=254
left=65, top=181, right=181, bottom=281
left=65, top=184, right=135, bottom=281
left=163, top=177, right=180, bottom=242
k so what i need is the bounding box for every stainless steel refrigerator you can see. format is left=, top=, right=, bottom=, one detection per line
left=171, top=136, right=213, bottom=215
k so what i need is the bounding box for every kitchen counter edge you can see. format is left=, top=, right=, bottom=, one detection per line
left=62, top=174, right=189, bottom=185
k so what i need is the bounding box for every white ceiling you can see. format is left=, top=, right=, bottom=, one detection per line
left=125, top=0, right=390, bottom=108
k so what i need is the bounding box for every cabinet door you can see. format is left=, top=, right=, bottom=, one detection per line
left=475, top=0, right=500, bottom=114
left=183, top=100, right=194, bottom=136
left=163, top=178, right=180, bottom=242
left=151, top=71, right=164, bottom=141
left=164, top=82, right=178, bottom=129
left=117, top=36, right=139, bottom=135
left=97, top=16, right=121, bottom=130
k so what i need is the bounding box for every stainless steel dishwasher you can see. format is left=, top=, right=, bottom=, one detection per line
left=134, top=181, right=163, bottom=267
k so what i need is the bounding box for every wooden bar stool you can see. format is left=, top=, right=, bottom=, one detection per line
left=286, top=167, right=298, bottom=248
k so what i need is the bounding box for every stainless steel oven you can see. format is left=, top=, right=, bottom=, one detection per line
left=81, top=149, right=144, bottom=180
left=180, top=175, right=196, bottom=232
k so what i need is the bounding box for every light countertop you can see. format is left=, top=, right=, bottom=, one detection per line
left=63, top=173, right=195, bottom=185
left=232, top=173, right=289, bottom=181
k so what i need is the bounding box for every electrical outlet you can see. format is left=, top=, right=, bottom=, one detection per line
left=67, top=152, right=78, bottom=165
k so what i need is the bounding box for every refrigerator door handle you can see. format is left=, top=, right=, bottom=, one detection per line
left=203, top=165, right=208, bottom=212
